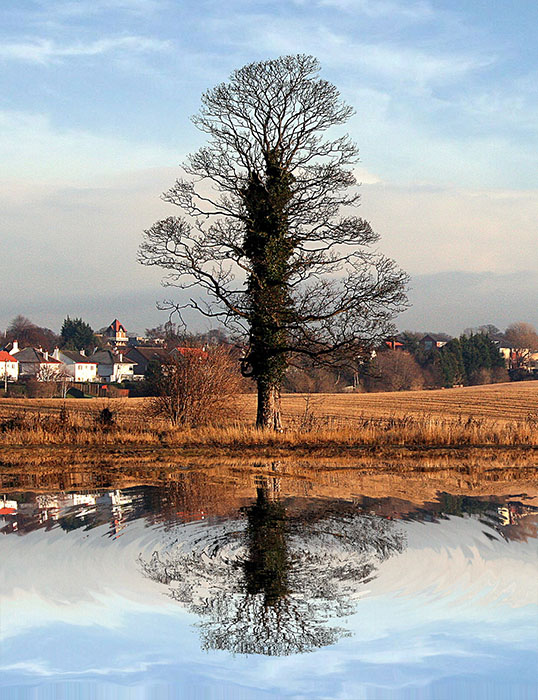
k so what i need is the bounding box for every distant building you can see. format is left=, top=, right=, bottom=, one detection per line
left=52, top=349, right=98, bottom=383
left=490, top=336, right=530, bottom=370
left=385, top=335, right=405, bottom=351
left=419, top=334, right=450, bottom=351
left=11, top=346, right=64, bottom=379
left=87, top=349, right=135, bottom=383
left=0, top=350, right=19, bottom=382
left=103, top=319, right=129, bottom=347
left=124, top=346, right=170, bottom=379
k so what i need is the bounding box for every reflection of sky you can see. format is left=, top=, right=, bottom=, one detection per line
left=1, top=515, right=537, bottom=699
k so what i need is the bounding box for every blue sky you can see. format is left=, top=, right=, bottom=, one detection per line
left=1, top=0, right=537, bottom=334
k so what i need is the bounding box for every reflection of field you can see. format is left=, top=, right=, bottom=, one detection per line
left=2, top=458, right=537, bottom=512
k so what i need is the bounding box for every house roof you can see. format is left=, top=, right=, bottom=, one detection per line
left=12, top=347, right=62, bottom=364
left=125, top=347, right=170, bottom=363
left=173, top=347, right=209, bottom=359
left=60, top=349, right=96, bottom=364
left=88, top=350, right=134, bottom=365
left=0, top=351, right=18, bottom=362
left=107, top=319, right=127, bottom=334
left=490, top=335, right=515, bottom=349
left=421, top=333, right=451, bottom=343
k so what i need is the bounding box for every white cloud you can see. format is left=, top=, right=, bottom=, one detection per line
left=0, top=110, right=179, bottom=183
left=0, top=35, right=171, bottom=64
left=33, top=0, right=168, bottom=18
left=360, top=183, right=538, bottom=275
left=317, top=0, right=434, bottom=21
left=207, top=15, right=492, bottom=91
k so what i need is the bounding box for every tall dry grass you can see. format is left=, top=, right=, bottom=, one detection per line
left=1, top=402, right=536, bottom=448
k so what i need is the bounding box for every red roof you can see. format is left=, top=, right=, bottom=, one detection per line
left=109, top=319, right=127, bottom=333
left=175, top=347, right=209, bottom=359
left=0, top=507, right=16, bottom=515
left=0, top=351, right=18, bottom=362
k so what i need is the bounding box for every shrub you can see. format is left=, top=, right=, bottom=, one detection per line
left=151, top=345, right=242, bottom=426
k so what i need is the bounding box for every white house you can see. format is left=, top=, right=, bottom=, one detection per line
left=0, top=350, right=19, bottom=383
left=87, top=350, right=135, bottom=383
left=11, top=346, right=65, bottom=380
left=52, top=349, right=98, bottom=383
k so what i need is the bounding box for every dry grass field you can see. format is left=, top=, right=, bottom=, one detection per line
left=1, top=381, right=536, bottom=423
left=0, top=382, right=536, bottom=454
left=252, top=382, right=538, bottom=424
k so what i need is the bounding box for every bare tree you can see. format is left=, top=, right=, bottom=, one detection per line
left=139, top=55, right=408, bottom=429
left=368, top=350, right=424, bottom=392
left=5, top=315, right=59, bottom=351
left=505, top=322, right=538, bottom=368
left=152, top=345, right=241, bottom=426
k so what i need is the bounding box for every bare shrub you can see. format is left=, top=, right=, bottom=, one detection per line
left=368, top=351, right=424, bottom=392
left=151, top=346, right=242, bottom=426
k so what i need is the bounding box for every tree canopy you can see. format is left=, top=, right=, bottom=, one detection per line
left=60, top=316, right=96, bottom=352
left=4, top=315, right=59, bottom=351
left=140, top=55, right=408, bottom=427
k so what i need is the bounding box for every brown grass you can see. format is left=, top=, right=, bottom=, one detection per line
left=0, top=381, right=537, bottom=455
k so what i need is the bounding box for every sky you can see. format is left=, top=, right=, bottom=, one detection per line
left=1, top=0, right=537, bottom=336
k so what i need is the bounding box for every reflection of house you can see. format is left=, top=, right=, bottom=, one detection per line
left=124, top=346, right=170, bottom=379
left=0, top=350, right=19, bottom=382
left=103, top=319, right=129, bottom=347
left=87, top=350, right=135, bottom=383
left=52, top=349, right=98, bottom=382
left=11, top=346, right=64, bottom=379
left=0, top=498, right=18, bottom=515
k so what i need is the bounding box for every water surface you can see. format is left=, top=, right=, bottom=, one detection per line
left=1, top=462, right=537, bottom=699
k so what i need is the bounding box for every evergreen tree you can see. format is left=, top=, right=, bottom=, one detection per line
left=60, top=317, right=96, bottom=352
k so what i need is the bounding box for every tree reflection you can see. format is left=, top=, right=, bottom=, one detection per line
left=140, top=477, right=406, bottom=655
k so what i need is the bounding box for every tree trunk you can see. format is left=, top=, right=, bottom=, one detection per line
left=256, top=379, right=283, bottom=430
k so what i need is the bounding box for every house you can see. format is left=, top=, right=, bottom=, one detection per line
left=385, top=335, right=405, bottom=351
left=419, top=334, right=450, bottom=351
left=124, top=346, right=171, bottom=379
left=0, top=350, right=19, bottom=383
left=52, top=349, right=98, bottom=383
left=103, top=319, right=129, bottom=347
left=87, top=349, right=135, bottom=383
left=490, top=336, right=531, bottom=370
left=11, top=346, right=65, bottom=380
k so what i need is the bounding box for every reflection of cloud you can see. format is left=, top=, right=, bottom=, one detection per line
left=1, top=512, right=536, bottom=695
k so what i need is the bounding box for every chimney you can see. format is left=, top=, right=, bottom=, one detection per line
left=44, top=351, right=49, bottom=361
left=52, top=347, right=60, bottom=360
left=11, top=340, right=19, bottom=354
left=80, top=348, right=86, bottom=356
left=119, top=353, right=123, bottom=362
